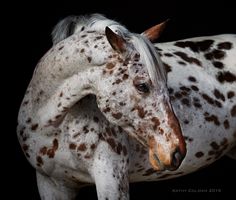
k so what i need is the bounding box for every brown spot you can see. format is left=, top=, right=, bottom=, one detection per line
left=210, top=142, right=219, bottom=150
left=168, top=88, right=174, bottom=94
left=103, top=107, right=111, bottom=113
left=217, top=71, right=236, bottom=83
left=95, top=36, right=103, bottom=40
left=212, top=49, right=225, bottom=59
left=31, top=124, right=38, bottom=131
left=191, top=85, right=199, bottom=91
left=115, top=79, right=122, bottom=84
left=112, top=112, right=123, bottom=119
left=180, top=86, right=191, bottom=92
left=26, top=118, right=32, bottom=124
left=217, top=42, right=232, bottom=50
left=23, top=100, right=29, bottom=106
left=47, top=149, right=55, bottom=158
left=22, top=144, right=29, bottom=151
left=205, top=114, right=220, bottom=125
left=116, top=143, right=123, bottom=155
left=84, top=154, right=91, bottom=159
left=231, top=105, right=236, bottom=117
left=181, top=98, right=190, bottom=107
left=178, top=61, right=186, bottom=65
left=53, top=139, right=58, bottom=150
left=213, top=89, right=225, bottom=101
left=195, top=151, right=204, bottom=158
left=55, top=114, right=62, bottom=119
left=69, top=143, right=77, bottom=150
left=215, top=100, right=222, bottom=108
left=78, top=143, right=87, bottom=151
left=202, top=93, right=214, bottom=105
left=107, top=138, right=116, bottom=150
left=58, top=46, right=64, bottom=50
left=188, top=76, right=197, bottom=82
left=87, top=57, right=92, bottom=63
left=213, top=61, right=224, bottom=69
left=184, top=120, right=189, bottom=124
left=39, top=146, right=47, bottom=155
left=155, top=47, right=162, bottom=51
left=36, top=156, right=43, bottom=166
left=80, top=49, right=85, bottom=53
left=90, top=144, right=96, bottom=150
left=174, top=91, right=182, bottom=99
left=227, top=91, right=235, bottom=99
left=164, top=53, right=173, bottom=57
left=163, top=63, right=172, bottom=73
left=122, top=74, right=129, bottom=80
left=223, top=120, right=230, bottom=129
left=57, top=102, right=62, bottom=107
left=134, top=53, right=140, bottom=60
left=193, top=102, right=202, bottom=108
left=174, top=51, right=202, bottom=66
left=106, top=63, right=115, bottom=69
left=174, top=40, right=213, bottom=52
left=151, top=117, right=160, bottom=130
left=83, top=126, right=89, bottom=133
left=135, top=106, right=146, bottom=118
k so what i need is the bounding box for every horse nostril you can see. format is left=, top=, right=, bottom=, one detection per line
left=171, top=148, right=182, bottom=169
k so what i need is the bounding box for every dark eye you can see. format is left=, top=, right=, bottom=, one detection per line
left=135, top=83, right=150, bottom=93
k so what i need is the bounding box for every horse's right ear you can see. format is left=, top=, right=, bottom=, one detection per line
left=105, top=27, right=127, bottom=53
left=142, top=20, right=169, bottom=42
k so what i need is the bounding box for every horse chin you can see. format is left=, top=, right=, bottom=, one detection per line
left=149, top=149, right=165, bottom=171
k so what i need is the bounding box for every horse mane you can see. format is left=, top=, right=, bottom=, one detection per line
left=52, top=13, right=125, bottom=45
left=51, top=13, right=166, bottom=89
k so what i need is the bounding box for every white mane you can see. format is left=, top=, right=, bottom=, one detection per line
left=52, top=13, right=167, bottom=89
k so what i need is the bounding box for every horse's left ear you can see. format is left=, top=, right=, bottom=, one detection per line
left=142, top=20, right=169, bottom=42
left=105, top=27, right=127, bottom=53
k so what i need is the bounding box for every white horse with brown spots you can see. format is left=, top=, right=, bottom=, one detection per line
left=17, top=14, right=186, bottom=200
left=50, top=15, right=236, bottom=181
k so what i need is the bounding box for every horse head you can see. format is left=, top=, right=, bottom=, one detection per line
left=41, top=14, right=186, bottom=171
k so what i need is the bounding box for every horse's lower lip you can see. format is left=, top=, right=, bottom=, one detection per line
left=149, top=149, right=165, bottom=171
left=153, top=154, right=165, bottom=171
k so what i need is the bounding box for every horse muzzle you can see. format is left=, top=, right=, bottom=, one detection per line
left=148, top=137, right=186, bottom=171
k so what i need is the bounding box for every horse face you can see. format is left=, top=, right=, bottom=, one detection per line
left=96, top=27, right=186, bottom=171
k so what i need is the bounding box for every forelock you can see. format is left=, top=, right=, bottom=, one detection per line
left=130, top=34, right=167, bottom=90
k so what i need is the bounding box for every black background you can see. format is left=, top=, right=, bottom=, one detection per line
left=12, top=0, right=236, bottom=199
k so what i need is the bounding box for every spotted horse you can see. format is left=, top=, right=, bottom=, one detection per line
left=49, top=15, right=236, bottom=184
left=17, top=14, right=187, bottom=200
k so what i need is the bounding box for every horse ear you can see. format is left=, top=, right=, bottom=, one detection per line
left=142, top=20, right=169, bottom=42
left=105, top=27, right=126, bottom=53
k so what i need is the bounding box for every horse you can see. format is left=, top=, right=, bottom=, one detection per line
left=49, top=14, right=236, bottom=183
left=17, top=14, right=186, bottom=200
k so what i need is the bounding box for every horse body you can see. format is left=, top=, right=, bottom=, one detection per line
left=17, top=14, right=235, bottom=199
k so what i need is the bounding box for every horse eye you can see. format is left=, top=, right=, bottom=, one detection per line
left=135, top=83, right=150, bottom=93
